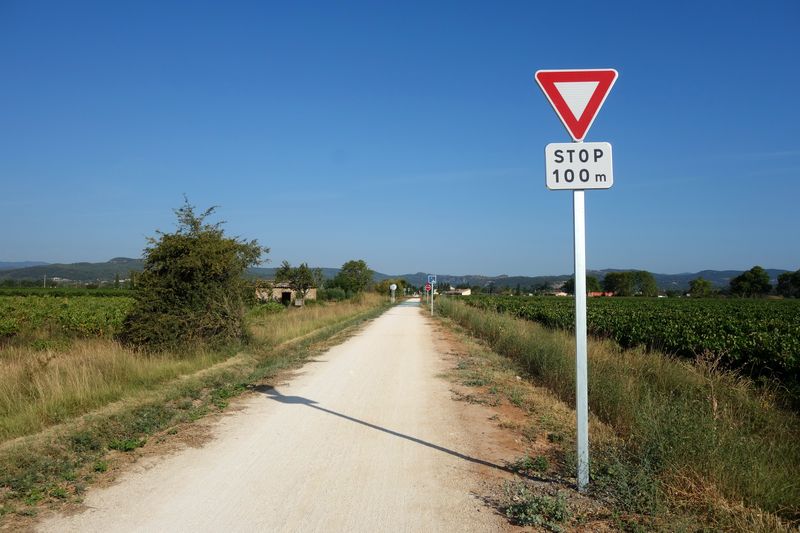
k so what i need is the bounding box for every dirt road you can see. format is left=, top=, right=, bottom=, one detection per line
left=39, top=299, right=508, bottom=532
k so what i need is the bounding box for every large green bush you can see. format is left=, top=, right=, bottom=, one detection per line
left=117, top=202, right=267, bottom=350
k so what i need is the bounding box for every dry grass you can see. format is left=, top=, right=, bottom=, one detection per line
left=0, top=294, right=386, bottom=444
left=0, top=340, right=224, bottom=442
left=249, top=293, right=384, bottom=346
left=435, top=297, right=800, bottom=530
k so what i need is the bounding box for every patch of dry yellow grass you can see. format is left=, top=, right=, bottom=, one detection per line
left=249, top=293, right=384, bottom=345
left=0, top=294, right=387, bottom=443
left=0, top=339, right=222, bottom=442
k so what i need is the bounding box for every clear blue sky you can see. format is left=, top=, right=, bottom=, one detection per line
left=1, top=1, right=798, bottom=276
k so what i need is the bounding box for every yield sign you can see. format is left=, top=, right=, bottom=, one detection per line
left=535, top=69, right=618, bottom=142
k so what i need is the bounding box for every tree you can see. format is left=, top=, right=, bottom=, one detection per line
left=276, top=261, right=316, bottom=303
left=602, top=271, right=657, bottom=296
left=633, top=271, right=658, bottom=297
left=730, top=266, right=772, bottom=297
left=375, top=278, right=407, bottom=295
left=312, top=268, right=325, bottom=291
left=776, top=269, right=800, bottom=298
left=603, top=272, right=634, bottom=296
left=563, top=276, right=601, bottom=294
left=331, top=259, right=373, bottom=294
left=689, top=277, right=714, bottom=297
left=114, top=273, right=120, bottom=289
left=117, top=200, right=267, bottom=350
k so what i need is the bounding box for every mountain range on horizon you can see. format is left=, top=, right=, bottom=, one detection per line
left=0, top=258, right=791, bottom=291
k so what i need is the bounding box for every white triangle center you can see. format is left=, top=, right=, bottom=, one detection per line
left=553, top=81, right=599, bottom=120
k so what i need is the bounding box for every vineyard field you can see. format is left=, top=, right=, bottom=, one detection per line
left=0, top=295, right=134, bottom=339
left=465, top=295, right=800, bottom=383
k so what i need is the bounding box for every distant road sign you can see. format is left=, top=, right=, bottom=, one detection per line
left=535, top=69, right=618, bottom=142
left=545, top=142, right=613, bottom=190
left=389, top=284, right=397, bottom=291
left=427, top=275, right=437, bottom=284
left=425, top=283, right=432, bottom=292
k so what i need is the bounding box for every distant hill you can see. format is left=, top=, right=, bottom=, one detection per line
left=395, top=272, right=571, bottom=290
left=247, top=267, right=343, bottom=280
left=248, top=266, right=391, bottom=281
left=0, top=261, right=49, bottom=271
left=394, top=269, right=791, bottom=291
left=0, top=258, right=790, bottom=291
left=0, top=258, right=144, bottom=282
left=0, top=259, right=392, bottom=284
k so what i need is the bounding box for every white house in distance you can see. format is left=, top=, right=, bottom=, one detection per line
left=443, top=288, right=471, bottom=296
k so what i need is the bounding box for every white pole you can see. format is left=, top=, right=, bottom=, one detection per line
left=573, top=189, right=589, bottom=491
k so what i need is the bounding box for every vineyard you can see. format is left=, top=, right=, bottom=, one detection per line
left=465, top=295, right=800, bottom=384
left=0, top=295, right=134, bottom=340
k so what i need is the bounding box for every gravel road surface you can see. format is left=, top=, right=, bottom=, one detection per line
left=38, top=299, right=506, bottom=532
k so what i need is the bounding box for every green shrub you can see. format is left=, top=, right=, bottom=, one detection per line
left=319, top=287, right=347, bottom=301
left=249, top=301, right=285, bottom=316
left=107, top=437, right=146, bottom=452
left=509, top=454, right=549, bottom=473
left=117, top=201, right=267, bottom=350
left=502, top=482, right=569, bottom=528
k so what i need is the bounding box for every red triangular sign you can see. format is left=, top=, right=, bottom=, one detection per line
left=535, top=69, right=618, bottom=141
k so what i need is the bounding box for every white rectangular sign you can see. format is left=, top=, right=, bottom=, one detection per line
left=545, top=142, right=613, bottom=190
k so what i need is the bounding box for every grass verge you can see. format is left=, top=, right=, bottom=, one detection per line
left=434, top=297, right=799, bottom=531
left=0, top=295, right=389, bottom=520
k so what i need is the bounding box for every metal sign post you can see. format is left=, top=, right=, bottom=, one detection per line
left=535, top=68, right=618, bottom=492
left=572, top=188, right=589, bottom=490
left=427, top=275, right=436, bottom=315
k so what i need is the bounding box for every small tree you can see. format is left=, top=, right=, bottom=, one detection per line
left=633, top=271, right=659, bottom=297
left=312, top=267, right=325, bottom=290
left=603, top=271, right=657, bottom=296
left=776, top=269, right=800, bottom=298
left=730, top=266, right=772, bottom=297
left=117, top=200, right=267, bottom=350
left=375, top=278, right=407, bottom=295
left=603, top=272, right=634, bottom=296
left=689, top=277, right=714, bottom=297
left=331, top=259, right=373, bottom=294
left=563, top=276, right=601, bottom=294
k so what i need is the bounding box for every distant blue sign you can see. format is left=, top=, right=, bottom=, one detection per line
left=427, top=275, right=437, bottom=284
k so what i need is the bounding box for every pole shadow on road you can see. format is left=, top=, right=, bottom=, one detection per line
left=256, top=385, right=536, bottom=479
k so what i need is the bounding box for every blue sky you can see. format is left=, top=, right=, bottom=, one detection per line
left=1, top=1, right=798, bottom=276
